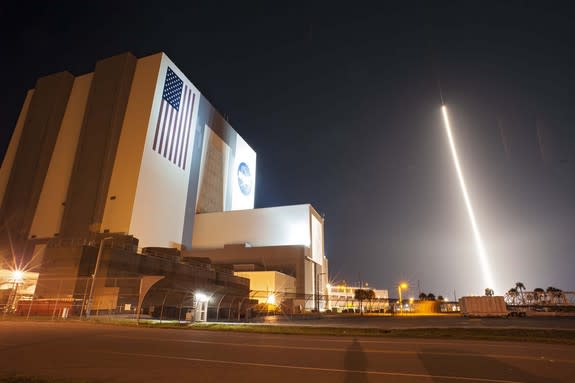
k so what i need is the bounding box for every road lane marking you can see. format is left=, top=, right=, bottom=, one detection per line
left=104, top=334, right=575, bottom=364
left=130, top=328, right=575, bottom=351
left=99, top=350, right=526, bottom=383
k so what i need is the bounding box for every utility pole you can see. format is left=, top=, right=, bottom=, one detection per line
left=86, top=236, right=113, bottom=318
left=316, top=272, right=326, bottom=312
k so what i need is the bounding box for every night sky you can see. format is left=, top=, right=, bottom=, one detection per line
left=2, top=2, right=574, bottom=297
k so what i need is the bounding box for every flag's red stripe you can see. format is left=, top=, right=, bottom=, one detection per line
left=177, top=88, right=192, bottom=168
left=172, top=85, right=190, bottom=166
left=162, top=106, right=176, bottom=157
left=174, top=87, right=189, bottom=167
left=168, top=87, right=184, bottom=162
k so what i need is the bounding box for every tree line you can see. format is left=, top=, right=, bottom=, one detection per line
left=503, top=282, right=566, bottom=305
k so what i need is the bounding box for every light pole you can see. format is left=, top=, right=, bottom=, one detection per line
left=5, top=270, right=24, bottom=313
left=86, top=236, right=113, bottom=318
left=325, top=283, right=331, bottom=311
left=397, top=282, right=408, bottom=315
left=316, top=272, right=326, bottom=312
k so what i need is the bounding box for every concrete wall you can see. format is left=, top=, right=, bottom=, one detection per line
left=1, top=72, right=74, bottom=247
left=128, top=54, right=200, bottom=250
left=234, top=270, right=297, bottom=295
left=192, top=205, right=314, bottom=251
left=29, top=74, right=92, bottom=239
left=101, top=54, right=162, bottom=235
left=60, top=53, right=137, bottom=237
left=195, top=127, right=230, bottom=213
left=0, top=90, right=34, bottom=206
left=186, top=245, right=308, bottom=294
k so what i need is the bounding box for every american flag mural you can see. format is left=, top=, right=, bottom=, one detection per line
left=152, top=67, right=196, bottom=169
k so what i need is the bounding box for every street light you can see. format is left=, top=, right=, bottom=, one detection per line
left=398, top=282, right=408, bottom=315
left=266, top=294, right=276, bottom=305
left=194, top=292, right=209, bottom=303
left=194, top=291, right=209, bottom=322
left=86, top=236, right=114, bottom=318
left=5, top=269, right=24, bottom=313
left=12, top=270, right=24, bottom=284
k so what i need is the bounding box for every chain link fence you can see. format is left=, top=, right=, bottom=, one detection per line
left=0, top=276, right=253, bottom=322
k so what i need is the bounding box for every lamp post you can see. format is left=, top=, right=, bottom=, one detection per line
left=86, top=236, right=113, bottom=318
left=316, top=272, right=326, bottom=312
left=5, top=270, right=24, bottom=313
left=325, top=283, right=331, bottom=311
left=397, top=282, right=408, bottom=315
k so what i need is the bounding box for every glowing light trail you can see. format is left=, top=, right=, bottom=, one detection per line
left=441, top=105, right=494, bottom=290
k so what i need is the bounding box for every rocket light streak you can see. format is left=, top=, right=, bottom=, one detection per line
left=441, top=105, right=494, bottom=290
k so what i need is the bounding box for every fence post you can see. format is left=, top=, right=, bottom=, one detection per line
left=227, top=297, right=237, bottom=321
left=216, top=294, right=226, bottom=321
left=177, top=291, right=189, bottom=322
left=51, top=280, right=62, bottom=321
left=159, top=290, right=169, bottom=323
left=79, top=277, right=89, bottom=319
left=26, top=290, right=36, bottom=320
left=237, top=298, right=245, bottom=321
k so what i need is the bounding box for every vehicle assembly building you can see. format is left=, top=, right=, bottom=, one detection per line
left=0, top=52, right=327, bottom=317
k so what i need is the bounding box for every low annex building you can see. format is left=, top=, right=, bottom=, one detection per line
left=187, top=204, right=328, bottom=310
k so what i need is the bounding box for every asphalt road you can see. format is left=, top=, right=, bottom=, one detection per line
left=1, top=321, right=574, bottom=383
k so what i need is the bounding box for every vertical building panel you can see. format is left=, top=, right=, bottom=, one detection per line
left=60, top=53, right=137, bottom=236
left=181, top=96, right=239, bottom=248
left=195, top=128, right=231, bottom=213
left=129, top=55, right=199, bottom=250
left=100, top=54, right=162, bottom=234
left=0, top=89, right=34, bottom=205
left=29, top=74, right=93, bottom=238
left=0, top=72, right=74, bottom=245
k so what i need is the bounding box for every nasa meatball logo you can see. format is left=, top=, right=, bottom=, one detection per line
left=237, top=162, right=252, bottom=196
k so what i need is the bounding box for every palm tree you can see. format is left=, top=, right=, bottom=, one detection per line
left=437, top=295, right=444, bottom=301
left=507, top=287, right=518, bottom=305
left=546, top=286, right=565, bottom=305
left=533, top=288, right=545, bottom=304
left=354, top=289, right=374, bottom=315
left=367, top=289, right=376, bottom=311
left=427, top=293, right=435, bottom=301
left=515, top=282, right=526, bottom=304
left=419, top=292, right=427, bottom=301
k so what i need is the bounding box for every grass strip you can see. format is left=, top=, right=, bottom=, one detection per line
left=187, top=323, right=575, bottom=344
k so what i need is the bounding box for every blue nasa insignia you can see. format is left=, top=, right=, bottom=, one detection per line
left=237, top=162, right=252, bottom=196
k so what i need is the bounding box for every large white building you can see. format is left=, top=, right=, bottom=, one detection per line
left=0, top=52, right=327, bottom=312
left=0, top=52, right=256, bottom=252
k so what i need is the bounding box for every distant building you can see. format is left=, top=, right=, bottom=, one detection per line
left=0, top=52, right=327, bottom=316
left=326, top=284, right=389, bottom=312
